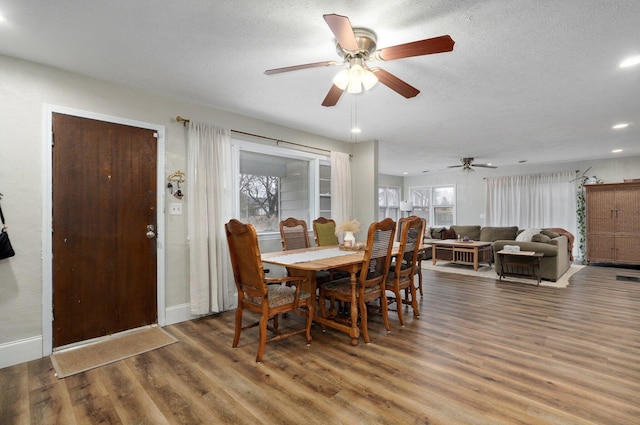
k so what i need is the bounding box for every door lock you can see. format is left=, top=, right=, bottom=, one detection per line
left=146, top=224, right=156, bottom=239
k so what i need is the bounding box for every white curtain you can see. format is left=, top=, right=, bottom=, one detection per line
left=187, top=121, right=236, bottom=315
left=330, top=151, right=352, bottom=225
left=485, top=171, right=577, bottom=236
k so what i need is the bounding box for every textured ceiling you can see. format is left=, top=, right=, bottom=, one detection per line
left=1, top=0, right=638, bottom=175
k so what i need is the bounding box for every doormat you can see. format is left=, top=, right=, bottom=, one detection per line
left=50, top=326, right=178, bottom=378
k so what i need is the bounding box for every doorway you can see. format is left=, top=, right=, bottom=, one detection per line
left=43, top=107, right=166, bottom=352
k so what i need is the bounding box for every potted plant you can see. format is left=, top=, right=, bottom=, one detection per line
left=335, top=219, right=361, bottom=247
left=576, top=174, right=602, bottom=263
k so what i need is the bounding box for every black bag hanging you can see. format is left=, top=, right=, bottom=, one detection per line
left=0, top=200, right=15, bottom=260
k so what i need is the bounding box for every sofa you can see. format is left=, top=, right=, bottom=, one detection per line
left=423, top=225, right=572, bottom=281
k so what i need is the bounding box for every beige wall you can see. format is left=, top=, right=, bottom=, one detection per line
left=0, top=54, right=368, bottom=367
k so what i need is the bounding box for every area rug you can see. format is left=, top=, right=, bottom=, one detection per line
left=50, top=326, right=178, bottom=378
left=421, top=261, right=585, bottom=288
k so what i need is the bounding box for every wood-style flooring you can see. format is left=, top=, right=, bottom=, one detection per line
left=1, top=265, right=639, bottom=424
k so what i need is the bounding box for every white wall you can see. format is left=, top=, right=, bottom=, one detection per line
left=0, top=54, right=365, bottom=367
left=403, top=156, right=640, bottom=258
left=404, top=157, right=640, bottom=225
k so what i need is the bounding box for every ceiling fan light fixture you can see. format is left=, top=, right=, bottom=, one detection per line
left=333, top=58, right=378, bottom=93
left=361, top=68, right=378, bottom=90
left=332, top=69, right=350, bottom=90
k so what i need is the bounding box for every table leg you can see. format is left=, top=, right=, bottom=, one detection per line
left=473, top=246, right=479, bottom=271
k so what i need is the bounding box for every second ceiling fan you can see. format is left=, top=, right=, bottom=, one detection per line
left=448, top=158, right=497, bottom=171
left=264, top=14, right=455, bottom=107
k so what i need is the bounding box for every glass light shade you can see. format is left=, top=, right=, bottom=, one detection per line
left=347, top=81, right=363, bottom=94
left=349, top=63, right=365, bottom=82
left=332, top=69, right=350, bottom=90
left=362, top=69, right=378, bottom=90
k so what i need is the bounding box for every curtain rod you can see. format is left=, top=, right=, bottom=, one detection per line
left=176, top=115, right=332, bottom=155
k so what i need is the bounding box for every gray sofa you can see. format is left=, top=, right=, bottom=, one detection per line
left=493, top=236, right=570, bottom=282
left=423, top=225, right=571, bottom=281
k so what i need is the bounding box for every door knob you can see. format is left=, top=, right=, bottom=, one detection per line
left=146, top=224, right=156, bottom=239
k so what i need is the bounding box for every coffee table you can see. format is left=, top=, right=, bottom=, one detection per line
left=431, top=240, right=492, bottom=271
left=496, top=250, right=544, bottom=285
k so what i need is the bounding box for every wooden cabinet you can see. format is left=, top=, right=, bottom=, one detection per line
left=586, top=182, right=640, bottom=264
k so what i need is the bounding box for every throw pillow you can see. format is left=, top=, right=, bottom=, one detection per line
left=424, top=226, right=432, bottom=239
left=531, top=233, right=551, bottom=243
left=541, top=229, right=560, bottom=239
left=431, top=227, right=445, bottom=239
left=516, top=228, right=541, bottom=242
left=441, top=229, right=456, bottom=240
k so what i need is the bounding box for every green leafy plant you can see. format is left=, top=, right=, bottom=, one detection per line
left=576, top=174, right=602, bottom=263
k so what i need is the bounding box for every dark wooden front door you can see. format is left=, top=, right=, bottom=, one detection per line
left=52, top=113, right=158, bottom=348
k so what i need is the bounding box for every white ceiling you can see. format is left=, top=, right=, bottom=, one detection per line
left=1, top=0, right=638, bottom=175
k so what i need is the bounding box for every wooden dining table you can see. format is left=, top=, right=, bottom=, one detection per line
left=261, top=243, right=427, bottom=345
left=262, top=245, right=365, bottom=345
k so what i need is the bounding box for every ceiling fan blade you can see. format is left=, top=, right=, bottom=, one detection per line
left=323, top=14, right=359, bottom=51
left=321, top=84, right=344, bottom=107
left=371, top=68, right=420, bottom=98
left=473, top=164, right=498, bottom=169
left=265, top=60, right=339, bottom=75
left=376, top=35, right=455, bottom=61
left=447, top=165, right=464, bottom=168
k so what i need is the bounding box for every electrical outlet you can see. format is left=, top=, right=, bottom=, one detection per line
left=169, top=203, right=183, bottom=215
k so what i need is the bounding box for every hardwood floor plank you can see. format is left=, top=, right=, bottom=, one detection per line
left=0, top=363, right=30, bottom=424
left=2, top=265, right=640, bottom=424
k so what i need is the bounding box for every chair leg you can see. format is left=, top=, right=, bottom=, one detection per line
left=255, top=314, right=269, bottom=363
left=359, top=297, right=370, bottom=343
left=232, top=305, right=243, bottom=348
left=380, top=290, right=391, bottom=333
left=408, top=283, right=420, bottom=317
left=394, top=287, right=406, bottom=326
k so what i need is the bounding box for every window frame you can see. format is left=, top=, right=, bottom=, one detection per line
left=231, top=139, right=328, bottom=241
left=378, top=185, right=401, bottom=221
left=408, top=184, right=457, bottom=227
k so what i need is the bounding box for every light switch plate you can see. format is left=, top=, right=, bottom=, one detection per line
left=169, top=202, right=183, bottom=215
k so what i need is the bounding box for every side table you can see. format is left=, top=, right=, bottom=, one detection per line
left=496, top=250, right=544, bottom=285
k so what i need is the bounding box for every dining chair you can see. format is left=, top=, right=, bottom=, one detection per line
left=318, top=218, right=396, bottom=343
left=413, top=217, right=428, bottom=297
left=280, top=217, right=332, bottom=286
left=312, top=217, right=339, bottom=246
left=225, top=219, right=314, bottom=363
left=386, top=216, right=424, bottom=326
left=279, top=217, right=310, bottom=250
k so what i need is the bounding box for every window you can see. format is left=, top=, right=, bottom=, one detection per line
left=409, top=185, right=456, bottom=226
left=232, top=141, right=327, bottom=235
left=379, top=186, right=401, bottom=221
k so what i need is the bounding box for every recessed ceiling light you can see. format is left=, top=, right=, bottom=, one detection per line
left=612, top=123, right=629, bottom=129
left=620, top=55, right=640, bottom=68
left=350, top=127, right=361, bottom=134
left=612, top=149, right=623, bottom=153
left=402, top=172, right=409, bottom=175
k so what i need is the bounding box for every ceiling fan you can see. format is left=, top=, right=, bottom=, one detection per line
left=448, top=158, right=497, bottom=171
left=264, top=14, right=455, bottom=107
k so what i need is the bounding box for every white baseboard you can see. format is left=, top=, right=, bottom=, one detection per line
left=165, top=303, right=197, bottom=325
left=0, top=336, right=43, bottom=369
left=0, top=305, right=198, bottom=369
